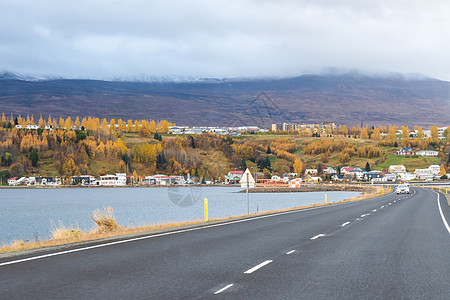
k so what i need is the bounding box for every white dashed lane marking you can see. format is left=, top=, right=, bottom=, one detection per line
left=244, top=260, right=273, bottom=274
left=215, top=284, right=233, bottom=294
left=311, top=234, right=326, bottom=240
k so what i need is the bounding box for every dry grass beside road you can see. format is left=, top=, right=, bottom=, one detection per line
left=0, top=186, right=388, bottom=254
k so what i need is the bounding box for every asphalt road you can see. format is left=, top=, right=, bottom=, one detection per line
left=1, top=187, right=450, bottom=299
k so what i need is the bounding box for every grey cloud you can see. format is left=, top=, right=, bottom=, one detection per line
left=1, top=0, right=450, bottom=80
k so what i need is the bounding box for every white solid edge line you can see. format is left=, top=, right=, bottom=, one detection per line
left=311, top=234, right=325, bottom=240
left=215, top=284, right=234, bottom=294
left=244, top=260, right=273, bottom=274
left=0, top=205, right=331, bottom=267
left=286, top=250, right=295, bottom=255
left=435, top=192, right=450, bottom=234
left=0, top=191, right=393, bottom=267
left=341, top=222, right=350, bottom=227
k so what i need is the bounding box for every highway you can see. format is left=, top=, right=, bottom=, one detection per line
left=1, top=187, right=450, bottom=299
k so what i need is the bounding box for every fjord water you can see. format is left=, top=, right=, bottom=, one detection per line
left=0, top=187, right=359, bottom=244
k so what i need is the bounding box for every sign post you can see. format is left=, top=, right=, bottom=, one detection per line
left=240, top=168, right=255, bottom=215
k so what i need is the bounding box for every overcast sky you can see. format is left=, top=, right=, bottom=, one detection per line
left=1, top=0, right=450, bottom=80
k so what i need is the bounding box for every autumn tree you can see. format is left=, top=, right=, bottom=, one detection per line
left=342, top=124, right=348, bottom=136
left=38, top=115, right=46, bottom=129
left=132, top=170, right=138, bottom=183
left=360, top=127, right=369, bottom=139
left=431, top=126, right=439, bottom=144
left=62, top=158, right=80, bottom=176
left=64, top=116, right=73, bottom=130
left=417, top=127, right=424, bottom=139
left=109, top=119, right=116, bottom=132
left=440, top=164, right=447, bottom=176
left=127, top=120, right=133, bottom=132
left=117, top=119, right=124, bottom=131
left=293, top=159, right=303, bottom=177
left=401, top=126, right=410, bottom=147
left=97, top=167, right=107, bottom=177
left=371, top=127, right=381, bottom=140
left=149, top=120, right=157, bottom=133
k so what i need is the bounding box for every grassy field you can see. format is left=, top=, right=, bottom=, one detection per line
left=88, top=159, right=124, bottom=175
left=36, top=158, right=60, bottom=177
left=373, top=154, right=441, bottom=172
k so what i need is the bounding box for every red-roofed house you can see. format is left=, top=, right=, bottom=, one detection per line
left=340, top=167, right=354, bottom=174
left=225, top=170, right=244, bottom=184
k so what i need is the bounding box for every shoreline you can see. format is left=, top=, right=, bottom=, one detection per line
left=241, top=185, right=373, bottom=193
left=0, top=185, right=387, bottom=255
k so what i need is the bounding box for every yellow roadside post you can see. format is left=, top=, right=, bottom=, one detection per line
left=325, top=194, right=327, bottom=205
left=382, top=189, right=384, bottom=195
left=365, top=192, right=367, bottom=199
left=204, top=198, right=208, bottom=222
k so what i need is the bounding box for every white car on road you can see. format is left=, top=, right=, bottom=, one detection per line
left=396, top=184, right=410, bottom=194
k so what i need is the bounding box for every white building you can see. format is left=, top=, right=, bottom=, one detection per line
left=382, top=174, right=398, bottom=182
left=428, top=165, right=441, bottom=175
left=414, top=165, right=440, bottom=180
left=100, top=173, right=127, bottom=186
left=144, top=174, right=185, bottom=185
left=397, top=172, right=417, bottom=181
left=305, top=169, right=318, bottom=175
left=438, top=126, right=449, bottom=140
left=415, top=150, right=438, bottom=157
left=388, top=165, right=406, bottom=173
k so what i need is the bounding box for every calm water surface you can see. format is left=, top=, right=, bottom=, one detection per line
left=0, top=187, right=360, bottom=244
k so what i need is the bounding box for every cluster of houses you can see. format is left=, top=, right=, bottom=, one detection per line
left=6, top=162, right=445, bottom=187
left=168, top=126, right=268, bottom=136
left=271, top=122, right=337, bottom=134
left=334, top=165, right=442, bottom=182
left=8, top=176, right=62, bottom=186
left=15, top=124, right=53, bottom=130
left=388, top=127, right=449, bottom=140
left=223, top=163, right=445, bottom=188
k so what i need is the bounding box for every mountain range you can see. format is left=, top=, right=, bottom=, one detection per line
left=0, top=72, right=449, bottom=127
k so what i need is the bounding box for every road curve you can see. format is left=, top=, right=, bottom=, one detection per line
left=1, top=187, right=449, bottom=299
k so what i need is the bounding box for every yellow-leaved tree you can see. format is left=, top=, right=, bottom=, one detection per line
left=431, top=126, right=439, bottom=143
left=360, top=127, right=369, bottom=139
left=132, top=170, right=138, bottom=183
left=371, top=127, right=381, bottom=140
left=293, top=159, right=303, bottom=177
left=440, top=164, right=447, bottom=176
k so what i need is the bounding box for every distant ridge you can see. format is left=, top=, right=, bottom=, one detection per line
left=0, top=72, right=448, bottom=127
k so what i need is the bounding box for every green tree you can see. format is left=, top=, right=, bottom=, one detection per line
left=1, top=152, right=13, bottom=166
left=30, top=147, right=38, bottom=167
left=365, top=162, right=371, bottom=172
